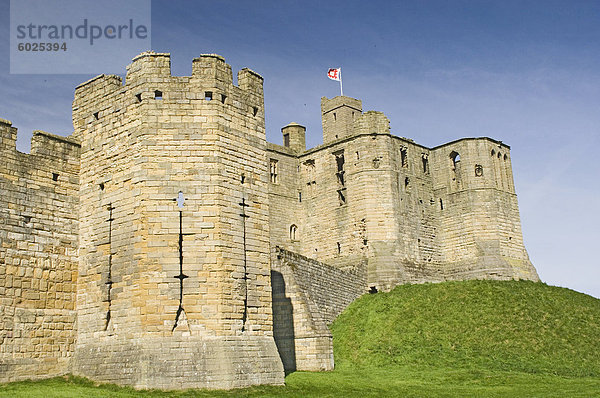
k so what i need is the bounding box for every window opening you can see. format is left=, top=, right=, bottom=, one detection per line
left=475, top=164, right=484, bottom=177
left=283, top=133, right=290, bottom=147
left=450, top=151, right=460, bottom=168
left=338, top=188, right=347, bottom=205
left=422, top=154, right=429, bottom=173
left=334, top=151, right=345, bottom=186
left=290, top=224, right=298, bottom=241
left=270, top=159, right=278, bottom=184
left=205, top=91, right=212, bottom=101
left=401, top=147, right=408, bottom=168
left=154, top=90, right=163, bottom=99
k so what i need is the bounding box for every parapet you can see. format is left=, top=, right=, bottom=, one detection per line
left=321, top=96, right=362, bottom=115
left=354, top=111, right=390, bottom=135
left=0, top=117, right=17, bottom=150
left=126, top=51, right=172, bottom=82
left=30, top=130, right=80, bottom=158
left=192, top=54, right=233, bottom=86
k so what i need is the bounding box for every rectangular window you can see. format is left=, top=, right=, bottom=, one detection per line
left=401, top=147, right=408, bottom=168
left=283, top=133, right=290, bottom=147
left=334, top=150, right=345, bottom=187
left=422, top=154, right=429, bottom=174
left=270, top=159, right=279, bottom=184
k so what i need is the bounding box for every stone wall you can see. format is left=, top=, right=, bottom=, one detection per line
left=0, top=120, right=79, bottom=382
left=271, top=247, right=366, bottom=373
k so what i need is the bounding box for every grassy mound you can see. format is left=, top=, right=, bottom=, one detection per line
left=331, top=280, right=600, bottom=376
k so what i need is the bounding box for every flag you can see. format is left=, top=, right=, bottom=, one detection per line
left=327, top=68, right=341, bottom=81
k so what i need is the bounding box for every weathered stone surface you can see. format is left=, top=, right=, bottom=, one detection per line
left=0, top=52, right=538, bottom=388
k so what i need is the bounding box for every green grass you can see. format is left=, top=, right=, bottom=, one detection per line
left=332, top=280, right=600, bottom=377
left=2, top=280, right=600, bottom=397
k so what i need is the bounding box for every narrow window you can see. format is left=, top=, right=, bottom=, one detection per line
left=220, top=94, right=227, bottom=104
left=338, top=188, right=347, bottom=205
left=337, top=242, right=341, bottom=254
left=205, top=91, right=212, bottom=101
left=99, top=183, right=105, bottom=191
left=405, top=177, right=410, bottom=188
left=333, top=112, right=337, bottom=121
left=334, top=151, right=345, bottom=186
left=491, top=149, right=496, bottom=157
left=270, top=159, right=278, bottom=184
left=253, top=106, right=258, bottom=116
left=241, top=174, right=245, bottom=184
left=440, top=198, right=444, bottom=210
left=283, top=133, right=290, bottom=147
left=176, top=191, right=185, bottom=209
left=450, top=151, right=460, bottom=168
left=93, top=111, right=99, bottom=120
left=298, top=191, right=302, bottom=202
left=290, top=224, right=298, bottom=241
left=422, top=154, right=429, bottom=173
left=356, top=151, right=360, bottom=160
left=503, top=154, right=508, bottom=161
left=154, top=90, right=163, bottom=99
left=401, top=147, right=408, bottom=168
left=52, top=173, right=59, bottom=181
left=498, top=152, right=502, bottom=159
left=135, top=93, right=142, bottom=103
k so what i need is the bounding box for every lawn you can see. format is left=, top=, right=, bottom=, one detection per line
left=2, top=280, right=599, bottom=397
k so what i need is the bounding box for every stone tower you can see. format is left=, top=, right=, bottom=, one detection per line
left=71, top=52, right=283, bottom=389
left=268, top=95, right=538, bottom=291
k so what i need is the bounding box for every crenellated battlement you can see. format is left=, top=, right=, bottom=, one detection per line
left=0, top=117, right=17, bottom=150
left=73, top=52, right=264, bottom=144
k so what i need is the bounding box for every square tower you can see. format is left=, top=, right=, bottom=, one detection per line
left=321, top=96, right=362, bottom=143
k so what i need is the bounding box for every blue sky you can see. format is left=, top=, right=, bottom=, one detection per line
left=1, top=0, right=599, bottom=298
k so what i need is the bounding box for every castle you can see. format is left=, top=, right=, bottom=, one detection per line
left=0, top=52, right=539, bottom=390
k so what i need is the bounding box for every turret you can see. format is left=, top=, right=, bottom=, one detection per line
left=281, top=122, right=306, bottom=153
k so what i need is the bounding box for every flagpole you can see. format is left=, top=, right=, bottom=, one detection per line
left=339, top=67, right=344, bottom=96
